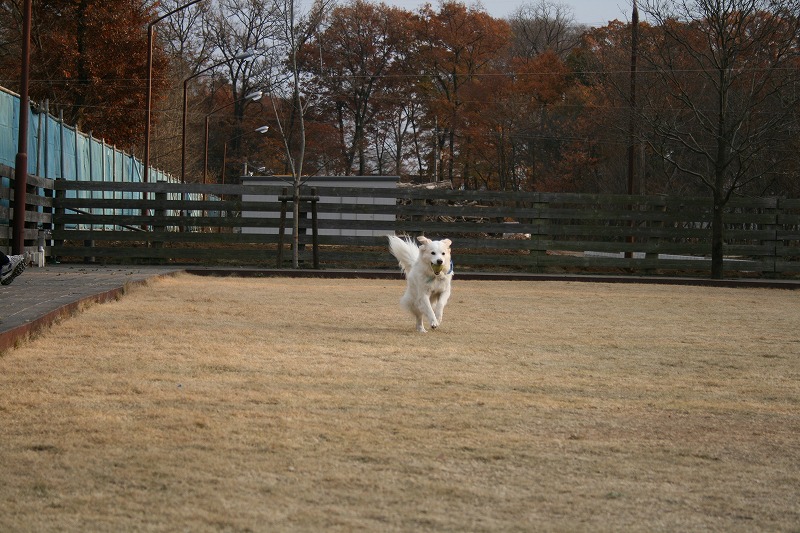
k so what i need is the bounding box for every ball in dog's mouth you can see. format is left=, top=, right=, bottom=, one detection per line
left=431, top=263, right=445, bottom=275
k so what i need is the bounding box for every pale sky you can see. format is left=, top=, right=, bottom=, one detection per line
left=378, top=0, right=632, bottom=27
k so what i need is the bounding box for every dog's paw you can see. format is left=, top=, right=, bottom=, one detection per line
left=430, top=320, right=439, bottom=330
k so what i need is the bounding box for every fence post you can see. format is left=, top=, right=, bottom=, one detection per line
left=81, top=164, right=95, bottom=262
left=277, top=187, right=287, bottom=268
left=530, top=193, right=547, bottom=273
left=645, top=197, right=667, bottom=274
left=53, top=177, right=65, bottom=263
left=411, top=194, right=425, bottom=237
left=310, top=187, right=319, bottom=269
left=762, top=198, right=779, bottom=278
left=625, top=199, right=636, bottom=260
left=83, top=239, right=94, bottom=264
left=152, top=180, right=166, bottom=264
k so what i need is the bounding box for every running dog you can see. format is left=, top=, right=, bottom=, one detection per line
left=388, top=235, right=453, bottom=333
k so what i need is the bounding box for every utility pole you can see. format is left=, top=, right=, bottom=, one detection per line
left=627, top=0, right=639, bottom=196
left=12, top=0, right=32, bottom=255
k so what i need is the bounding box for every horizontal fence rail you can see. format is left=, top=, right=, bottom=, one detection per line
left=3, top=175, right=800, bottom=277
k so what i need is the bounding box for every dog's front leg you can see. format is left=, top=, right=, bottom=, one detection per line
left=433, top=291, right=449, bottom=324
left=433, top=300, right=445, bottom=324
left=422, top=297, right=439, bottom=330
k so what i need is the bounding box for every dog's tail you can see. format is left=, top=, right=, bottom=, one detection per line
left=387, top=235, right=419, bottom=275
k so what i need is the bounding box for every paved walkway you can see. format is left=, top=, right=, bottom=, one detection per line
left=0, top=264, right=181, bottom=353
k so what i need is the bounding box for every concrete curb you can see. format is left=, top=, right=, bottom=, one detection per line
left=185, top=267, right=800, bottom=290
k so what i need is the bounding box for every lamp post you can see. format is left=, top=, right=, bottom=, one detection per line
left=144, top=0, right=202, bottom=183
left=207, top=125, right=267, bottom=227
left=627, top=0, right=639, bottom=196
left=202, top=91, right=263, bottom=184
left=220, top=126, right=269, bottom=186
left=181, top=50, right=255, bottom=183
left=12, top=0, right=32, bottom=254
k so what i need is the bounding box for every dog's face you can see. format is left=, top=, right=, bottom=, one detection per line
left=417, top=236, right=452, bottom=276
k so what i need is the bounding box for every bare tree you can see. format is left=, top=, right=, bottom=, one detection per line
left=158, top=0, right=211, bottom=76
left=508, top=0, right=583, bottom=59
left=268, top=0, right=330, bottom=267
left=206, top=0, right=281, bottom=128
left=638, top=0, right=800, bottom=278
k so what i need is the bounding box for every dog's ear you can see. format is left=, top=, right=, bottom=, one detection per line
left=416, top=236, right=431, bottom=246
left=442, top=239, right=452, bottom=248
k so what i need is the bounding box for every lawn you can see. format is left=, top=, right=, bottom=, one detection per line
left=1, top=274, right=798, bottom=532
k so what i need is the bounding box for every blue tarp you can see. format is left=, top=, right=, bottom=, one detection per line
left=0, top=87, right=171, bottom=185
left=1, top=87, right=207, bottom=228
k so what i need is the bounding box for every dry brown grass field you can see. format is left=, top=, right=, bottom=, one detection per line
left=1, top=274, right=798, bottom=532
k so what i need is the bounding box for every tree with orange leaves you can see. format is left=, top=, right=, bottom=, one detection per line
left=300, top=0, right=415, bottom=176
left=413, top=2, right=511, bottom=185
left=0, top=0, right=168, bottom=147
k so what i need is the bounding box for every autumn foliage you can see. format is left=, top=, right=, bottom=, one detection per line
left=0, top=0, right=797, bottom=197
left=0, top=0, right=168, bottom=147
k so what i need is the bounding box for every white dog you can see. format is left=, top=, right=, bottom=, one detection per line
left=388, top=235, right=453, bottom=333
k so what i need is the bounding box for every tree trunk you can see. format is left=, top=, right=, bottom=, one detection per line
left=293, top=184, right=300, bottom=268
left=711, top=194, right=724, bottom=279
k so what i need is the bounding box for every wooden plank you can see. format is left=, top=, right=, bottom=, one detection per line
left=55, top=213, right=286, bottom=228
left=776, top=229, right=800, bottom=241
left=52, top=246, right=278, bottom=260
left=774, top=260, right=800, bottom=273
left=55, top=197, right=303, bottom=213
left=52, top=229, right=281, bottom=244
left=778, top=198, right=800, bottom=209
left=537, top=240, right=711, bottom=255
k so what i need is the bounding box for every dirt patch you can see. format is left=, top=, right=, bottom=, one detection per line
left=1, top=275, right=798, bottom=531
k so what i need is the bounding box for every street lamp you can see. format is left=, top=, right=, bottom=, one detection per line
left=202, top=92, right=263, bottom=183
left=12, top=0, right=32, bottom=254
left=220, top=125, right=270, bottom=186
left=144, top=0, right=203, bottom=183
left=181, top=50, right=255, bottom=183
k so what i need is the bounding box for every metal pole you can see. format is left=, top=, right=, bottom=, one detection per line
left=221, top=142, right=228, bottom=185
left=627, top=0, right=639, bottom=196
left=625, top=0, right=640, bottom=259
left=143, top=0, right=203, bottom=184
left=40, top=100, right=46, bottom=178
left=59, top=109, right=65, bottom=179
left=180, top=54, right=254, bottom=184
left=144, top=23, right=154, bottom=183
left=203, top=116, right=209, bottom=184
left=12, top=0, right=32, bottom=255
left=181, top=78, right=189, bottom=182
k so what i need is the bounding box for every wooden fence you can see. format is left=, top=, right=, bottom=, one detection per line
left=2, top=174, right=800, bottom=277
left=1, top=166, right=54, bottom=261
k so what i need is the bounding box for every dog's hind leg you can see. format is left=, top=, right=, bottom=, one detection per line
left=408, top=305, right=427, bottom=332
left=414, top=313, right=427, bottom=333
left=402, top=293, right=428, bottom=333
